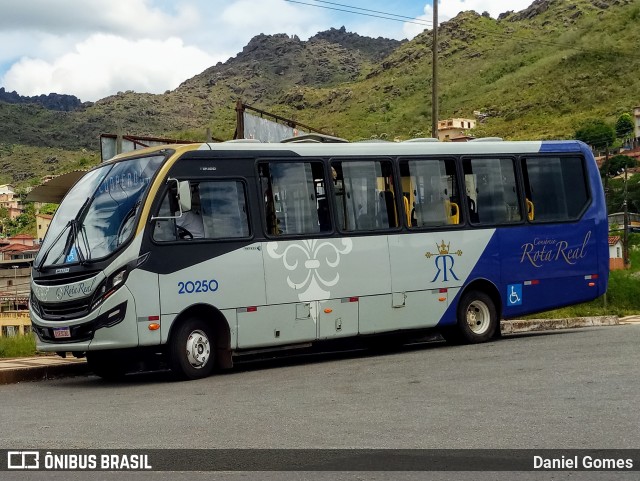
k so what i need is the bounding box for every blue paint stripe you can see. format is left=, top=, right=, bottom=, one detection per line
left=539, top=140, right=584, bottom=153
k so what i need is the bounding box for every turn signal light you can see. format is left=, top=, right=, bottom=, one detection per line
left=148, top=323, right=160, bottom=331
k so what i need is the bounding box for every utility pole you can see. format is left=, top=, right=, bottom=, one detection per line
left=431, top=0, right=438, bottom=139
left=11, top=265, right=18, bottom=311
left=623, top=167, right=629, bottom=267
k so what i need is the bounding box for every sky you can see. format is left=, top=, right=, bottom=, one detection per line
left=0, top=0, right=533, bottom=102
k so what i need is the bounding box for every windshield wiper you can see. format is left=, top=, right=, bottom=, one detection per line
left=69, top=219, right=87, bottom=265
left=35, top=221, right=72, bottom=271
left=35, top=195, right=93, bottom=271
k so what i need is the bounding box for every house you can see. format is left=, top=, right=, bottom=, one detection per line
left=608, top=236, right=625, bottom=270
left=0, top=184, right=16, bottom=195
left=0, top=243, right=38, bottom=262
left=7, top=234, right=36, bottom=247
left=634, top=106, right=640, bottom=142
left=0, top=185, right=23, bottom=220
left=0, top=265, right=31, bottom=333
left=437, top=118, right=476, bottom=142
left=36, top=213, right=53, bottom=243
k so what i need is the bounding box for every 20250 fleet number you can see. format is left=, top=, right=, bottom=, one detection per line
left=177, top=279, right=219, bottom=294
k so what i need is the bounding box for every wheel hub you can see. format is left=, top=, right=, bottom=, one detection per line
left=466, top=301, right=490, bottom=334
left=185, top=329, right=211, bottom=369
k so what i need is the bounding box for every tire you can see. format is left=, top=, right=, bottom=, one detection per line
left=169, top=318, right=215, bottom=380
left=443, top=290, right=498, bottom=344
left=86, top=351, right=130, bottom=381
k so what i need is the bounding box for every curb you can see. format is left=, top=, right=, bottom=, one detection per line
left=501, top=316, right=619, bottom=334
left=0, top=360, right=89, bottom=385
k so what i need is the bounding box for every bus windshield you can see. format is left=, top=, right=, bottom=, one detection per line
left=35, top=153, right=166, bottom=269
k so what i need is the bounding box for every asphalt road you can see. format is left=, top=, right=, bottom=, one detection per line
left=2, top=324, right=639, bottom=481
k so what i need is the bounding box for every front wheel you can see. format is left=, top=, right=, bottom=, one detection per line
left=443, top=290, right=498, bottom=344
left=169, top=318, right=215, bottom=380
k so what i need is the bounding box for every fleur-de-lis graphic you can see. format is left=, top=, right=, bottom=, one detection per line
left=267, top=239, right=353, bottom=301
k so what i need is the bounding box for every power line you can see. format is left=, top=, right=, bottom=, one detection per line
left=284, top=0, right=606, bottom=55
left=312, top=0, right=432, bottom=25
left=284, top=0, right=432, bottom=27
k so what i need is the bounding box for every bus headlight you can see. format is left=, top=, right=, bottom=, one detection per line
left=112, top=269, right=127, bottom=288
left=90, top=267, right=129, bottom=311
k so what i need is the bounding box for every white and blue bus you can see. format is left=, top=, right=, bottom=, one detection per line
left=29, top=139, right=609, bottom=379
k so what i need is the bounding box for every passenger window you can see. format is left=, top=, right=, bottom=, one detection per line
left=331, top=160, right=398, bottom=231
left=259, top=161, right=330, bottom=236
left=400, top=158, right=462, bottom=228
left=522, top=156, right=589, bottom=222
left=199, top=182, right=250, bottom=238
left=463, top=158, right=521, bottom=225
left=153, top=180, right=250, bottom=241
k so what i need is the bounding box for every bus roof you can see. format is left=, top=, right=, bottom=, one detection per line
left=105, top=139, right=591, bottom=162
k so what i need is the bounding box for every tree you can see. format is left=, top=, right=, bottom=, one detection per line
left=575, top=119, right=616, bottom=189
left=575, top=119, right=616, bottom=151
left=600, top=154, right=637, bottom=177
left=615, top=112, right=635, bottom=140
left=39, top=203, right=58, bottom=215
left=8, top=202, right=36, bottom=237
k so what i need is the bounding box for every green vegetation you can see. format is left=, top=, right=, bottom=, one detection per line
left=0, top=334, right=36, bottom=358
left=600, top=154, right=637, bottom=178
left=616, top=112, right=635, bottom=140
left=2, top=0, right=640, bottom=161
left=605, top=172, right=640, bottom=216
left=575, top=118, right=616, bottom=151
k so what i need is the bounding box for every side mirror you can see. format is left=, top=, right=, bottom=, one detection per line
left=177, top=180, right=192, bottom=213
left=150, top=178, right=192, bottom=221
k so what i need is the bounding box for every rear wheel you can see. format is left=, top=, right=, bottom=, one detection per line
left=169, top=318, right=215, bottom=380
left=443, top=290, right=498, bottom=344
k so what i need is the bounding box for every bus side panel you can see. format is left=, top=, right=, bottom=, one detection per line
left=157, top=244, right=266, bottom=313
left=261, top=236, right=391, bottom=340
left=237, top=303, right=316, bottom=348
left=435, top=232, right=502, bottom=327
left=88, top=287, right=139, bottom=350
left=158, top=243, right=266, bottom=348
left=263, top=237, right=390, bottom=304
left=499, top=221, right=601, bottom=318
left=318, top=298, right=359, bottom=339
left=388, top=230, right=497, bottom=329
left=127, top=269, right=162, bottom=346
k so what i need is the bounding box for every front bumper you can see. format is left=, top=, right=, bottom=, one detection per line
left=30, top=287, right=139, bottom=352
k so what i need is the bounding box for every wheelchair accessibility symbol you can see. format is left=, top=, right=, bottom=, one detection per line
left=507, top=284, right=522, bottom=306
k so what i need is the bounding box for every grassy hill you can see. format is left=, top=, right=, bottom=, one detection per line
left=0, top=0, right=639, bottom=186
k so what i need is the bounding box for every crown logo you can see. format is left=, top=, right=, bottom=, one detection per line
left=425, top=240, right=463, bottom=259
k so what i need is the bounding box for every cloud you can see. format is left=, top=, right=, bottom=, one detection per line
left=403, top=0, right=533, bottom=39
left=5, top=0, right=526, bottom=101
left=1, top=34, right=218, bottom=101
left=0, top=0, right=198, bottom=37
left=0, top=0, right=333, bottom=100
left=220, top=0, right=329, bottom=42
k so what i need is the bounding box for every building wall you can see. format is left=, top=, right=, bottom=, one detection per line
left=36, top=215, right=53, bottom=243
left=0, top=267, right=30, bottom=307
left=610, top=258, right=625, bottom=271
left=0, top=312, right=31, bottom=337
left=609, top=241, right=626, bottom=271
left=634, top=106, right=640, bottom=140
left=437, top=118, right=476, bottom=142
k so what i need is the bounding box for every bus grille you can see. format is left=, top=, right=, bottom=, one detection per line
left=32, top=295, right=91, bottom=321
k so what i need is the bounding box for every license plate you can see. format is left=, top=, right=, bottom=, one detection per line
left=53, top=327, right=71, bottom=339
